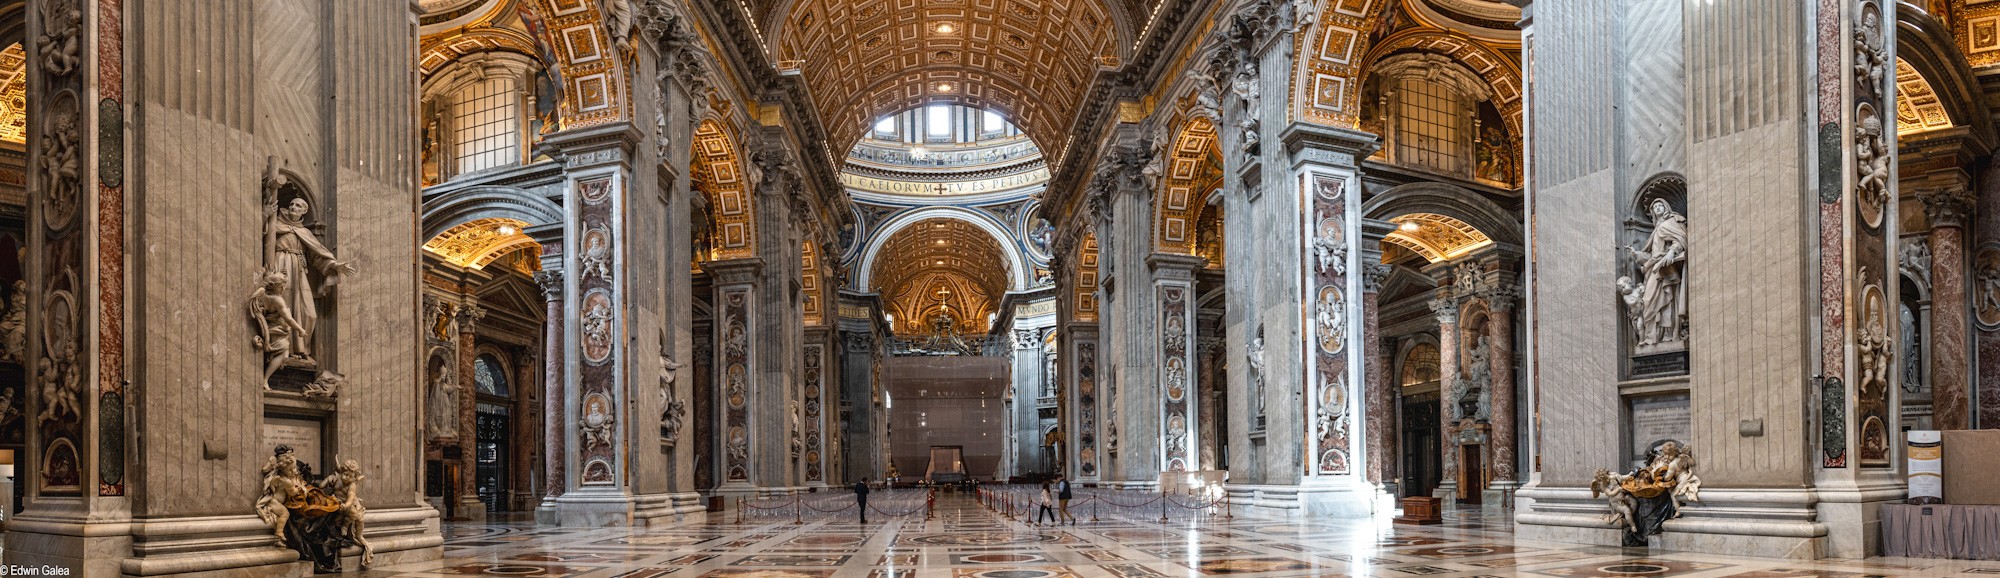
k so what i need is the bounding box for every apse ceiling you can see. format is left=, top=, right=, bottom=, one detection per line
left=774, top=0, right=1126, bottom=159
left=870, top=218, right=1014, bottom=335
left=424, top=217, right=542, bottom=271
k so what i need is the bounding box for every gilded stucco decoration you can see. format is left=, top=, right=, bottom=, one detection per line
left=1358, top=28, right=1524, bottom=137
left=0, top=44, right=24, bottom=144
left=418, top=0, right=627, bottom=131
left=422, top=217, right=541, bottom=270
left=1382, top=212, right=1491, bottom=263
left=802, top=241, right=825, bottom=325
left=693, top=120, right=757, bottom=260
left=1074, top=233, right=1100, bottom=322
left=774, top=0, right=1122, bottom=158
left=1294, top=0, right=1396, bottom=127
left=869, top=218, right=1012, bottom=336
left=1156, top=117, right=1222, bottom=254
left=1894, top=58, right=1954, bottom=135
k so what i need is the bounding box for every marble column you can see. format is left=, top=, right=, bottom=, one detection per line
left=534, top=266, right=567, bottom=521
left=1920, top=186, right=1974, bottom=430
left=1485, top=287, right=1518, bottom=504
left=457, top=303, right=488, bottom=521
left=1150, top=253, right=1206, bottom=472
left=1363, top=262, right=1394, bottom=488
left=514, top=350, right=540, bottom=510
left=1361, top=220, right=1394, bottom=491
left=1427, top=297, right=1460, bottom=504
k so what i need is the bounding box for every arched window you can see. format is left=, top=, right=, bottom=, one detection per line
left=1367, top=53, right=1494, bottom=181
left=474, top=353, right=510, bottom=397
left=451, top=76, right=521, bottom=175
left=420, top=53, right=537, bottom=185
left=1392, top=75, right=1471, bottom=175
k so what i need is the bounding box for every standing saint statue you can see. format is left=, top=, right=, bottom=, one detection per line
left=262, top=169, right=355, bottom=371
left=1623, top=198, right=1687, bottom=352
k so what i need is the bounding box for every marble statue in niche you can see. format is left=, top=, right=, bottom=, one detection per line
left=1311, top=212, right=1346, bottom=275
left=0, top=279, right=23, bottom=364
left=660, top=349, right=685, bottom=444
left=1854, top=109, right=1891, bottom=227
left=1248, top=325, right=1267, bottom=426
left=581, top=393, right=615, bottom=450
left=260, top=166, right=355, bottom=376
left=426, top=354, right=458, bottom=438
left=1901, top=302, right=1924, bottom=395
left=1455, top=336, right=1491, bottom=421
left=1619, top=199, right=1688, bottom=354
left=1857, top=280, right=1894, bottom=402
left=255, top=446, right=373, bottom=573
left=790, top=400, right=803, bottom=458
left=1978, top=248, right=2000, bottom=328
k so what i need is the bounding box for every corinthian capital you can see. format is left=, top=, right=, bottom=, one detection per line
left=1918, top=186, right=1975, bottom=229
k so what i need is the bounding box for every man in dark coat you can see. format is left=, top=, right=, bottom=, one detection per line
left=853, top=477, right=871, bottom=523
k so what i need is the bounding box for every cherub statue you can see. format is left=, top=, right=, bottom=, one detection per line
left=250, top=271, right=310, bottom=385
left=1590, top=468, right=1639, bottom=532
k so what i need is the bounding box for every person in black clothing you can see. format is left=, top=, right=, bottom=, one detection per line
left=853, top=478, right=871, bottom=524
left=1036, top=482, right=1057, bottom=526
left=1056, top=475, right=1075, bottom=525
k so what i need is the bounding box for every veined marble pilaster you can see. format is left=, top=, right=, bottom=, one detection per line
left=1150, top=254, right=1206, bottom=472
left=1067, top=325, right=1103, bottom=481
left=708, top=259, right=764, bottom=493
left=804, top=330, right=831, bottom=486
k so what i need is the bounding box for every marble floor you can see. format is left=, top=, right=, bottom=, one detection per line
left=361, top=493, right=2000, bottom=578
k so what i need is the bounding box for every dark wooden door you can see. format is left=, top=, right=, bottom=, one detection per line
left=1401, top=397, right=1441, bottom=498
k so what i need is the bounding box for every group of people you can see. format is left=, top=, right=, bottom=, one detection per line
left=846, top=475, right=1077, bottom=525
left=1033, top=476, right=1077, bottom=526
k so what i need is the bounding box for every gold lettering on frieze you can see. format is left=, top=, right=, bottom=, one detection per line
left=840, top=168, right=1051, bottom=195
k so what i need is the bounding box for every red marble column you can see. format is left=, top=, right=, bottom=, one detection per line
left=535, top=270, right=567, bottom=502
left=1486, top=291, right=1517, bottom=482
left=457, top=304, right=487, bottom=515
left=513, top=352, right=538, bottom=510
left=1922, top=187, right=1974, bottom=430
left=1364, top=263, right=1392, bottom=486
left=1428, top=297, right=1460, bottom=493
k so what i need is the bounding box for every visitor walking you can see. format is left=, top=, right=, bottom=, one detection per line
left=1056, top=475, right=1075, bottom=525
left=1036, top=482, right=1057, bottom=526
left=853, top=477, right=871, bottom=524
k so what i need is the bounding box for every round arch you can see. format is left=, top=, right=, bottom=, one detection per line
left=422, top=185, right=564, bottom=241
left=1362, top=182, right=1524, bottom=248
left=1358, top=29, right=1524, bottom=136
left=693, top=118, right=757, bottom=260
left=1895, top=3, right=1995, bottom=142
left=856, top=206, right=1030, bottom=292
left=1155, top=116, right=1222, bottom=254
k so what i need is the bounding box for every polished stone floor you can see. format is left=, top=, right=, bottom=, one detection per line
left=363, top=493, right=2000, bottom=577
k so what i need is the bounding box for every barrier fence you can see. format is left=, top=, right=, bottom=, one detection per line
left=975, top=485, right=1232, bottom=524
left=735, top=488, right=937, bottom=523
left=726, top=485, right=1232, bottom=525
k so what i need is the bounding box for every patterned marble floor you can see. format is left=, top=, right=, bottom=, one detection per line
left=360, top=494, right=2000, bottom=578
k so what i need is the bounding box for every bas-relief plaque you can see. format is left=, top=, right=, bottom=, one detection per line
left=1628, top=393, right=1690, bottom=466
left=264, top=416, right=324, bottom=469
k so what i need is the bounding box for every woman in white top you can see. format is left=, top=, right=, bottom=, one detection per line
left=1036, top=483, right=1057, bottom=526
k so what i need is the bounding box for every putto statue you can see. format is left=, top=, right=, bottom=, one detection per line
left=1620, top=199, right=1687, bottom=354
left=1590, top=440, right=1701, bottom=546
left=255, top=446, right=373, bottom=573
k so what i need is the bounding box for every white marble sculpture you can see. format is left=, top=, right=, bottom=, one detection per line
left=302, top=370, right=344, bottom=399
left=582, top=399, right=615, bottom=450
left=0, top=279, right=25, bottom=364
left=249, top=272, right=310, bottom=385
left=660, top=352, right=684, bottom=443
left=429, top=364, right=459, bottom=438
left=262, top=180, right=355, bottom=371
left=1311, top=212, right=1346, bottom=275
left=1622, top=199, right=1687, bottom=353
left=1247, top=330, right=1267, bottom=419
left=1981, top=262, right=2000, bottom=321
left=1590, top=468, right=1639, bottom=532
left=1316, top=289, right=1345, bottom=352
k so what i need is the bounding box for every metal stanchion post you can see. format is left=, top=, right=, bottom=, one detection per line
left=1224, top=491, right=1232, bottom=519
left=1159, top=494, right=1168, bottom=524
left=736, top=497, right=744, bottom=524
left=795, top=494, right=803, bottom=524
left=1091, top=495, right=1100, bottom=522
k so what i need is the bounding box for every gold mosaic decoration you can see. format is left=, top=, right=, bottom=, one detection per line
left=774, top=0, right=1118, bottom=157
left=423, top=217, right=540, bottom=269
left=1383, top=212, right=1491, bottom=263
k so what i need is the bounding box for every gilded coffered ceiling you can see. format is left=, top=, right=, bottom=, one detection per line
left=1383, top=212, right=1491, bottom=263
left=774, top=0, right=1126, bottom=159
left=1895, top=59, right=1954, bottom=135
left=870, top=218, right=1014, bottom=335
left=424, top=217, right=542, bottom=270
left=0, top=43, right=21, bottom=144
left=1156, top=116, right=1220, bottom=254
